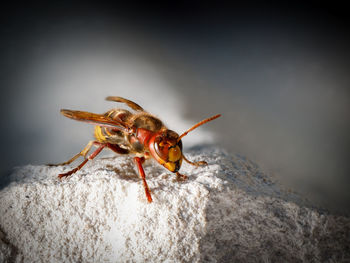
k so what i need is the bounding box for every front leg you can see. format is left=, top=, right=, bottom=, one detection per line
left=176, top=172, right=188, bottom=181
left=134, top=157, right=153, bottom=203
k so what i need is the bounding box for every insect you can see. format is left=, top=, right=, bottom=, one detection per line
left=51, top=96, right=220, bottom=202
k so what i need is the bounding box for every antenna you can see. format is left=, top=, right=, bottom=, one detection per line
left=177, top=114, right=221, bottom=142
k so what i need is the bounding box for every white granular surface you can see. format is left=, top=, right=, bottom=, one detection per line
left=0, top=147, right=349, bottom=262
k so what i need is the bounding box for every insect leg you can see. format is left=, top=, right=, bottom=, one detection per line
left=176, top=172, right=188, bottom=181
left=58, top=144, right=105, bottom=179
left=182, top=154, right=208, bottom=167
left=134, top=157, right=153, bottom=203
left=48, top=140, right=96, bottom=166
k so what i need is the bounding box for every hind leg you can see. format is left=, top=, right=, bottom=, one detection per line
left=48, top=140, right=96, bottom=167
left=58, top=144, right=105, bottom=179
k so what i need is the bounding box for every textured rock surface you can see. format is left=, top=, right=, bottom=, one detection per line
left=0, top=147, right=349, bottom=262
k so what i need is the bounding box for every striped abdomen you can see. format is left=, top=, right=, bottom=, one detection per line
left=94, top=109, right=131, bottom=145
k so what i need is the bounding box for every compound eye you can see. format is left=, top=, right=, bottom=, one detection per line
left=154, top=140, right=170, bottom=161
left=154, top=139, right=182, bottom=162
left=168, top=145, right=182, bottom=162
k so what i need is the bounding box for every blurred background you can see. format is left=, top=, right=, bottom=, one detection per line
left=1, top=2, right=349, bottom=214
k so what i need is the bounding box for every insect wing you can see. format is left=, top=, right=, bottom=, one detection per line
left=106, top=96, right=144, bottom=111
left=60, top=109, right=130, bottom=132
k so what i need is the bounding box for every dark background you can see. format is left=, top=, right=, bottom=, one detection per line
left=1, top=2, right=349, bottom=214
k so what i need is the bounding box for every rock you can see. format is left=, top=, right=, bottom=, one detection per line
left=0, top=147, right=349, bottom=262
